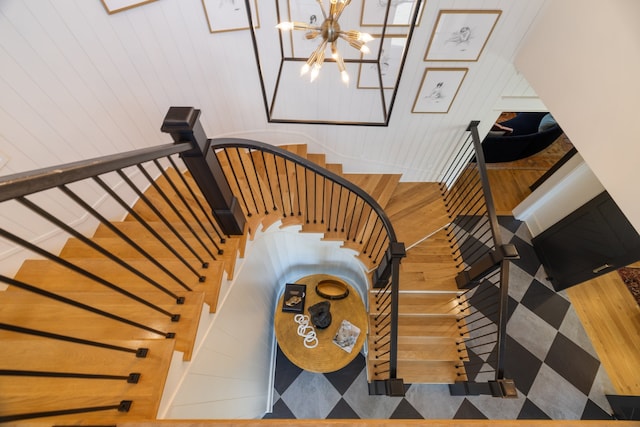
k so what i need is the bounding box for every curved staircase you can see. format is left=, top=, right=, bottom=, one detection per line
left=0, top=142, right=467, bottom=423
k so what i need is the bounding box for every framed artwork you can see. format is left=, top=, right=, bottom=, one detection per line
left=202, top=0, right=260, bottom=33
left=412, top=68, right=468, bottom=113
left=286, top=0, right=324, bottom=58
left=101, top=0, right=156, bottom=14
left=424, top=10, right=501, bottom=61
left=357, top=35, right=407, bottom=89
left=360, top=0, right=424, bottom=27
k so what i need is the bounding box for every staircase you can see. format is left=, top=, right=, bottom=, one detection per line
left=0, top=165, right=242, bottom=423
left=0, top=138, right=469, bottom=423
left=214, top=144, right=468, bottom=385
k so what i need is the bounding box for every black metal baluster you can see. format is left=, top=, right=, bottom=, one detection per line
left=61, top=185, right=192, bottom=292
left=341, top=190, right=351, bottom=233
left=313, top=172, right=317, bottom=224
left=440, top=134, right=474, bottom=192
left=222, top=149, right=252, bottom=217
left=153, top=159, right=222, bottom=253
left=1, top=370, right=141, bottom=383
left=346, top=197, right=362, bottom=240
left=260, top=151, right=277, bottom=211
left=115, top=169, right=209, bottom=269
left=334, top=186, right=343, bottom=232
left=359, top=207, right=374, bottom=245
left=0, top=227, right=181, bottom=321
left=0, top=323, right=147, bottom=357
left=294, top=163, right=302, bottom=216
left=284, top=159, right=294, bottom=216
left=248, top=149, right=269, bottom=215
left=444, top=166, right=479, bottom=211
left=273, top=153, right=287, bottom=217
left=320, top=175, right=326, bottom=224
left=352, top=199, right=367, bottom=242
left=0, top=274, right=174, bottom=337
left=304, top=167, right=310, bottom=223
left=167, top=156, right=226, bottom=243
left=365, top=219, right=383, bottom=256
left=327, top=181, right=335, bottom=232
left=93, top=176, right=205, bottom=281
left=137, top=163, right=217, bottom=260
left=0, top=401, right=132, bottom=423
left=235, top=147, right=259, bottom=215
left=372, top=235, right=389, bottom=264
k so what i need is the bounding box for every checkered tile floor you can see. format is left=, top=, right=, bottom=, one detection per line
left=264, top=217, right=617, bottom=420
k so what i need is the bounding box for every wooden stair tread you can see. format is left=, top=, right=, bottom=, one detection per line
left=397, top=360, right=466, bottom=384
left=13, top=258, right=224, bottom=313
left=0, top=290, right=204, bottom=361
left=398, top=294, right=460, bottom=315
left=386, top=182, right=450, bottom=247
left=397, top=315, right=464, bottom=337
left=0, top=338, right=174, bottom=415
left=343, top=173, right=401, bottom=209
left=399, top=271, right=460, bottom=292
left=306, top=153, right=326, bottom=167
left=370, top=293, right=461, bottom=315
left=279, top=144, right=308, bottom=158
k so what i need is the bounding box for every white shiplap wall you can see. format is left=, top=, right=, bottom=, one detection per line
left=0, top=0, right=545, bottom=176
left=0, top=0, right=545, bottom=271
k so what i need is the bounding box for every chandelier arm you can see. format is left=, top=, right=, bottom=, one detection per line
left=334, top=0, right=351, bottom=21
left=315, top=0, right=328, bottom=20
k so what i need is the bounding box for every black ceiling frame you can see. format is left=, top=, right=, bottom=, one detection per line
left=244, top=0, right=424, bottom=126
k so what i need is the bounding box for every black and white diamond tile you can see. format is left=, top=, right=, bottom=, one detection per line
left=264, top=216, right=616, bottom=420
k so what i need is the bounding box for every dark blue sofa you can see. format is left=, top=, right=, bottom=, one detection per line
left=481, top=112, right=563, bottom=163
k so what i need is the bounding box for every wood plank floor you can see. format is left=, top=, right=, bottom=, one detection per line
left=488, top=135, right=640, bottom=395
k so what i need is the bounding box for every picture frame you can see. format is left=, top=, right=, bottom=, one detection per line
left=202, top=0, right=260, bottom=33
left=100, top=0, right=157, bottom=14
left=285, top=0, right=325, bottom=58
left=357, top=34, right=407, bottom=89
left=424, top=10, right=501, bottom=62
left=412, top=68, right=468, bottom=114
left=360, top=0, right=424, bottom=28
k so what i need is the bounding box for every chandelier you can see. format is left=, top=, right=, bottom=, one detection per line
left=276, top=0, right=373, bottom=85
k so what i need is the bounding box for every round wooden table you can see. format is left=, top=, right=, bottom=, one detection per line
left=274, top=274, right=368, bottom=373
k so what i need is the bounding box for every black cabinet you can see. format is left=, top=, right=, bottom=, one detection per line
left=533, top=191, right=640, bottom=291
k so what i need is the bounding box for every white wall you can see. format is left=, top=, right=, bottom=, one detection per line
left=513, top=154, right=605, bottom=237
left=159, top=223, right=368, bottom=419
left=0, top=0, right=548, bottom=278
left=515, top=0, right=640, bottom=233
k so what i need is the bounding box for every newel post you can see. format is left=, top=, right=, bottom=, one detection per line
left=161, top=107, right=246, bottom=235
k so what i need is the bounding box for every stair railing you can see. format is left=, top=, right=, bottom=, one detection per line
left=0, top=123, right=227, bottom=421
left=440, top=121, right=519, bottom=397
left=164, top=106, right=406, bottom=394
left=207, top=138, right=407, bottom=392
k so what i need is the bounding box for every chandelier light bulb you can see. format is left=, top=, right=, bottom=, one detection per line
left=359, top=32, right=373, bottom=43
left=279, top=0, right=372, bottom=84
left=310, top=64, right=321, bottom=82
left=276, top=22, right=294, bottom=31
left=341, top=70, right=349, bottom=85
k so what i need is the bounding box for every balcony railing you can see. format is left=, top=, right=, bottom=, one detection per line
left=441, top=121, right=519, bottom=397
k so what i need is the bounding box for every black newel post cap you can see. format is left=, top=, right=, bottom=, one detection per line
left=161, top=107, right=200, bottom=133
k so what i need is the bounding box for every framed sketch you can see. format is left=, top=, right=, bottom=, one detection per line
left=412, top=68, right=468, bottom=113
left=424, top=10, right=501, bottom=61
left=361, top=0, right=423, bottom=28
left=286, top=0, right=324, bottom=58
left=357, top=35, right=407, bottom=89
left=202, top=0, right=260, bottom=33
left=101, top=0, right=156, bottom=14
